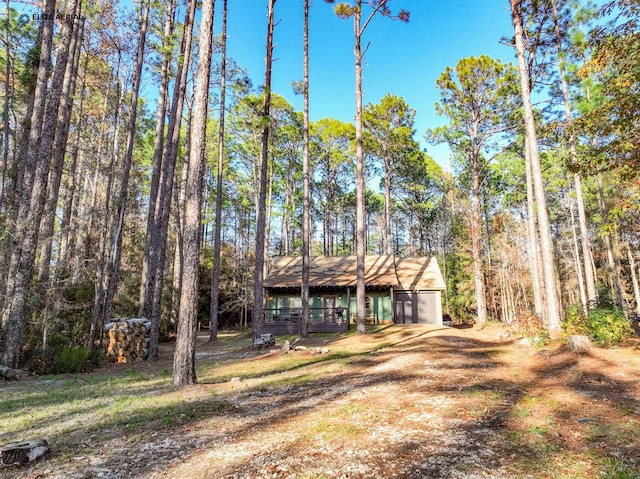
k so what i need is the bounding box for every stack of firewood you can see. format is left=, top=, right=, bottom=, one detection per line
left=104, top=318, right=151, bottom=363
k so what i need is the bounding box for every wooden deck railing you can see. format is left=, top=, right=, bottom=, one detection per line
left=262, top=307, right=348, bottom=334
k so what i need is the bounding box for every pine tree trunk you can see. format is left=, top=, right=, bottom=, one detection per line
left=354, top=1, right=366, bottom=335
left=524, top=136, right=546, bottom=321
left=58, top=28, right=91, bottom=273
left=569, top=196, right=588, bottom=310
left=384, top=156, right=392, bottom=255
left=628, top=244, right=640, bottom=316
left=511, top=0, right=562, bottom=334
left=252, top=0, right=277, bottom=338
left=0, top=0, right=67, bottom=367
left=299, top=0, right=311, bottom=339
left=98, top=0, right=151, bottom=339
left=37, top=8, right=84, bottom=286
left=147, top=0, right=196, bottom=360
left=139, top=0, right=175, bottom=318
left=210, top=0, right=227, bottom=343
left=0, top=0, right=11, bottom=211
left=471, top=148, right=487, bottom=325
left=89, top=70, right=122, bottom=347
left=551, top=0, right=597, bottom=309
left=172, top=0, right=215, bottom=387
left=596, top=174, right=624, bottom=309
left=14, top=0, right=56, bottom=206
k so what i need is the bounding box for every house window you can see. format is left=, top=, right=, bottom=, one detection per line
left=365, top=296, right=371, bottom=310
left=279, top=296, right=301, bottom=309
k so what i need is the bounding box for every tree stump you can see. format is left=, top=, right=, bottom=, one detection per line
left=567, top=335, right=591, bottom=353
left=1, top=440, right=49, bottom=466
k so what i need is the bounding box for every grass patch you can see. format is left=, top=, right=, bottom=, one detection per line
left=598, top=458, right=640, bottom=479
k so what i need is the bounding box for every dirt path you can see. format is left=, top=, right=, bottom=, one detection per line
left=5, top=324, right=640, bottom=479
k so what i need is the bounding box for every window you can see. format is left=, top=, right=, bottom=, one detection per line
left=279, top=296, right=301, bottom=309
left=365, top=296, right=371, bottom=310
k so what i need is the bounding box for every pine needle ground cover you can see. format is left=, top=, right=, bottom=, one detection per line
left=1, top=325, right=639, bottom=479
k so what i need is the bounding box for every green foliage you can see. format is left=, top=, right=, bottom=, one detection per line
left=428, top=55, right=520, bottom=161
left=564, top=303, right=589, bottom=336
left=586, top=307, right=633, bottom=347
left=52, top=346, right=90, bottom=374
left=564, top=304, right=633, bottom=347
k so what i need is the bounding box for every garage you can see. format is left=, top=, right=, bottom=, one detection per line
left=394, top=291, right=442, bottom=325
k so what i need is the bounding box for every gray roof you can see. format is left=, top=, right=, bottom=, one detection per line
left=264, top=255, right=446, bottom=290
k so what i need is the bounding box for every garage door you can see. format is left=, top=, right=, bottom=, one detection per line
left=394, top=291, right=440, bottom=325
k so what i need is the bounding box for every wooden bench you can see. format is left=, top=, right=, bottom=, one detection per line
left=351, top=313, right=378, bottom=324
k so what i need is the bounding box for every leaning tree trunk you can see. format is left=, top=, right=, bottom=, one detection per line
left=172, top=0, right=215, bottom=387
left=569, top=195, right=588, bottom=310
left=38, top=8, right=84, bottom=287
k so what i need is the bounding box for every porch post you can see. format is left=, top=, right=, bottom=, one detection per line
left=390, top=286, right=395, bottom=324
left=346, top=287, right=351, bottom=325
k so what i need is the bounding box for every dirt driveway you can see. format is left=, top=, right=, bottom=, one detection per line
left=4, top=324, right=640, bottom=479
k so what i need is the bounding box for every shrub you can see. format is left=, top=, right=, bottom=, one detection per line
left=52, top=345, right=89, bottom=373
left=564, top=303, right=588, bottom=336
left=564, top=304, right=632, bottom=347
left=586, top=307, right=633, bottom=347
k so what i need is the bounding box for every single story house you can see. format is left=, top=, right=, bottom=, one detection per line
left=262, top=255, right=446, bottom=334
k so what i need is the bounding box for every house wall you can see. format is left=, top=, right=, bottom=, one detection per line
left=266, top=289, right=393, bottom=323
left=347, top=290, right=392, bottom=323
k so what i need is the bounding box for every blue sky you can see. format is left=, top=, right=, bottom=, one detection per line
left=221, top=0, right=517, bottom=166
left=5, top=0, right=517, bottom=167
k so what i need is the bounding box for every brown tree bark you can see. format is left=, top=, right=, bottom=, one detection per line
left=97, top=0, right=151, bottom=343
left=38, top=7, right=84, bottom=287
left=172, top=0, right=216, bottom=387
left=0, top=0, right=70, bottom=367
left=139, top=0, right=175, bottom=318
left=299, top=0, right=311, bottom=339
left=252, top=0, right=277, bottom=338
left=470, top=144, right=488, bottom=325
left=596, top=174, right=624, bottom=309
left=353, top=1, right=367, bottom=335
left=511, top=0, right=562, bottom=334
left=146, top=0, right=196, bottom=360
left=210, top=0, right=229, bottom=342
left=551, top=0, right=597, bottom=309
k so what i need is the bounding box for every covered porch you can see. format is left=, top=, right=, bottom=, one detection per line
left=263, top=306, right=349, bottom=334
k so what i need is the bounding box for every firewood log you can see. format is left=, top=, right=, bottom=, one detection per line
left=1, top=439, right=49, bottom=465
left=0, top=365, right=23, bottom=380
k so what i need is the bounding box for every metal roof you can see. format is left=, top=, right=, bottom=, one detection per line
left=264, top=255, right=446, bottom=290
